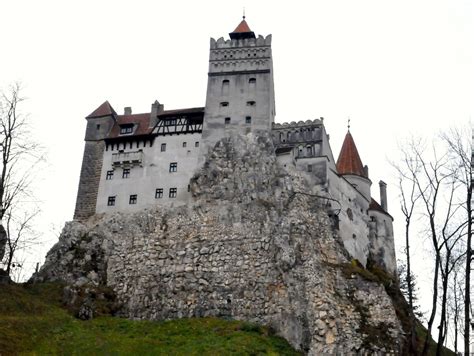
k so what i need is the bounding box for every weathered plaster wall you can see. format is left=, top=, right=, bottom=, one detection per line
left=36, top=134, right=403, bottom=354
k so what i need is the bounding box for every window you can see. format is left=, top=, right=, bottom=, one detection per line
left=222, top=79, right=230, bottom=85
left=195, top=141, right=199, bottom=147
left=249, top=78, right=256, bottom=84
left=107, top=196, right=116, bottom=206
left=307, top=146, right=313, bottom=156
left=182, top=142, right=187, bottom=148
left=307, top=165, right=313, bottom=172
left=155, top=188, right=163, bottom=199
left=119, top=124, right=134, bottom=134
left=246, top=101, right=256, bottom=106
left=220, top=102, right=229, bottom=107
left=161, top=143, right=166, bottom=152
left=169, top=188, right=177, bottom=198
left=129, top=194, right=137, bottom=204
left=245, top=116, right=251, bottom=124
left=164, top=119, right=176, bottom=126
left=169, top=162, right=177, bottom=172
left=225, top=117, right=231, bottom=125
left=222, top=80, right=229, bottom=95
left=106, top=170, right=114, bottom=180
left=122, top=168, right=130, bottom=178
left=96, top=124, right=101, bottom=130
left=187, top=184, right=191, bottom=192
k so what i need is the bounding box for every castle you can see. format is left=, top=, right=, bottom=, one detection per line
left=73, top=17, right=396, bottom=274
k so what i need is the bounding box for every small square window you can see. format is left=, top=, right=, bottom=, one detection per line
left=107, top=196, right=116, bottom=206
left=106, top=170, right=114, bottom=180
left=245, top=116, right=251, bottom=124
left=161, top=143, right=166, bottom=152
left=169, top=162, right=177, bottom=172
left=129, top=194, right=137, bottom=204
left=183, top=142, right=187, bottom=148
left=307, top=165, right=313, bottom=172
left=195, top=142, right=199, bottom=147
left=169, top=188, right=177, bottom=198
left=155, top=188, right=163, bottom=199
left=122, top=168, right=130, bottom=179
left=225, top=117, right=231, bottom=125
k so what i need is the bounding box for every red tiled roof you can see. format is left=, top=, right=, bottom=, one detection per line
left=86, top=101, right=117, bottom=118
left=336, top=131, right=366, bottom=177
left=369, top=198, right=393, bottom=219
left=107, top=113, right=152, bottom=138
left=232, top=19, right=252, bottom=33
left=157, top=107, right=205, bottom=117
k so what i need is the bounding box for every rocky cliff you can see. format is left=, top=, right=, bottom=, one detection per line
left=33, top=134, right=407, bottom=354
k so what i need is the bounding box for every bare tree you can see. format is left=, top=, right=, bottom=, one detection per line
left=0, top=83, right=43, bottom=279
left=442, top=127, right=472, bottom=356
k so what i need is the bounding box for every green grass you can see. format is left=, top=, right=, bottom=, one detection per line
left=0, top=283, right=299, bottom=355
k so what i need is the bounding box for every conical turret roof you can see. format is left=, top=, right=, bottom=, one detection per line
left=336, top=131, right=366, bottom=177
left=229, top=17, right=256, bottom=40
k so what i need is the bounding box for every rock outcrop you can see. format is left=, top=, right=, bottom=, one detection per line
left=33, top=133, right=406, bottom=354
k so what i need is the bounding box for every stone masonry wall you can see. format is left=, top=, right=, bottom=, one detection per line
left=73, top=141, right=105, bottom=220
left=36, top=133, right=404, bottom=354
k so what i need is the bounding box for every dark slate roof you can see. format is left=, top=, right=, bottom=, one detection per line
left=336, top=131, right=366, bottom=177
left=86, top=101, right=117, bottom=118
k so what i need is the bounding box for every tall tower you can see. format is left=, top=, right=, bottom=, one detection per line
left=73, top=101, right=116, bottom=220
left=201, top=17, right=275, bottom=150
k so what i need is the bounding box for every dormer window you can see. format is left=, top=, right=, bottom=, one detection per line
left=119, top=124, right=134, bottom=135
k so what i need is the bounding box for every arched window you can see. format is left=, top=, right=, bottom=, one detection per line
left=224, top=117, right=231, bottom=125
left=222, top=79, right=229, bottom=95
left=249, top=78, right=256, bottom=84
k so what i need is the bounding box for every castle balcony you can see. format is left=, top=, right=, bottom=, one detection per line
left=112, top=150, right=143, bottom=167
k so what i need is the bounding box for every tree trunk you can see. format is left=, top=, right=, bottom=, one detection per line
left=464, top=181, right=472, bottom=356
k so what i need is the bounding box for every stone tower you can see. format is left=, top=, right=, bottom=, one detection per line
left=201, top=17, right=276, bottom=150
left=73, top=101, right=117, bottom=220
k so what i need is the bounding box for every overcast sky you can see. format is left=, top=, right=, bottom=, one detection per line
left=1, top=0, right=473, bottom=343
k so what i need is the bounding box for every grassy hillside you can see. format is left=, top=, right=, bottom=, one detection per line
left=0, top=283, right=299, bottom=355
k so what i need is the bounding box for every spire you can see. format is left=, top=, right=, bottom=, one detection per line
left=86, top=101, right=117, bottom=119
left=336, top=131, right=367, bottom=177
left=229, top=16, right=256, bottom=40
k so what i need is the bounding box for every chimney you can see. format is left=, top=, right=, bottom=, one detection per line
left=124, top=107, right=132, bottom=115
left=379, top=180, right=387, bottom=211
left=150, top=100, right=164, bottom=127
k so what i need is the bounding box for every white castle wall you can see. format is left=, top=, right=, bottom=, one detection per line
left=96, top=133, right=202, bottom=213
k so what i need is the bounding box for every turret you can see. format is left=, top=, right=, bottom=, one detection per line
left=336, top=130, right=372, bottom=201
left=201, top=17, right=275, bottom=150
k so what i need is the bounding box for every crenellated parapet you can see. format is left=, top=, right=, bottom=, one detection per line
left=210, top=34, right=272, bottom=49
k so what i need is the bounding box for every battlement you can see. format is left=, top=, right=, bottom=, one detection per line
left=210, top=34, right=272, bottom=49
left=272, top=119, right=323, bottom=130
